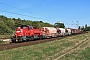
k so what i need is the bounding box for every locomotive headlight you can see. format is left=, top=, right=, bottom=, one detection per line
left=16, top=31, right=21, bottom=33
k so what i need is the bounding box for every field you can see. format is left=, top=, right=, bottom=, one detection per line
left=0, top=32, right=90, bottom=60
left=0, top=34, right=11, bottom=44
left=0, top=35, right=11, bottom=39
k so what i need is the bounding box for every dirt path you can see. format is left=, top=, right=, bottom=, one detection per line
left=54, top=37, right=89, bottom=60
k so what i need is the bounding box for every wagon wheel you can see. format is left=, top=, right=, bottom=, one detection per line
left=31, top=36, right=34, bottom=40
left=11, top=37, right=16, bottom=43
left=39, top=35, right=43, bottom=40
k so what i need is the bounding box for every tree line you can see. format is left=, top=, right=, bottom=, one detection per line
left=0, top=15, right=65, bottom=35
left=0, top=15, right=90, bottom=35
left=79, top=24, right=90, bottom=32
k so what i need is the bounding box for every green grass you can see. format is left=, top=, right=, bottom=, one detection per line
left=0, top=32, right=89, bottom=60
left=60, top=47, right=90, bottom=60
left=80, top=47, right=90, bottom=60
left=60, top=33, right=90, bottom=60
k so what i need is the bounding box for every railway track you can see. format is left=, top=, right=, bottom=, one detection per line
left=0, top=37, right=65, bottom=51
left=0, top=33, right=85, bottom=51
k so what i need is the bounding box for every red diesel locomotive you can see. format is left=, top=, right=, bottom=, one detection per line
left=12, top=25, right=43, bottom=42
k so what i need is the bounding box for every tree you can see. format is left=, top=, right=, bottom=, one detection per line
left=78, top=26, right=81, bottom=29
left=0, top=21, right=13, bottom=34
left=85, top=24, right=89, bottom=31
left=43, top=22, right=54, bottom=27
left=54, top=22, right=65, bottom=28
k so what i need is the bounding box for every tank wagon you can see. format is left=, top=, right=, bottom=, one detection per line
left=57, top=28, right=72, bottom=36
left=76, top=29, right=83, bottom=34
left=66, top=28, right=72, bottom=35
left=70, top=28, right=83, bottom=34
left=70, top=28, right=76, bottom=34
left=12, top=25, right=43, bottom=42
left=41, top=27, right=58, bottom=38
left=57, top=28, right=66, bottom=36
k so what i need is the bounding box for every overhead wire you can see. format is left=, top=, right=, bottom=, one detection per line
left=0, top=2, right=49, bottom=21
left=0, top=2, right=31, bottom=13
left=0, top=9, right=49, bottom=20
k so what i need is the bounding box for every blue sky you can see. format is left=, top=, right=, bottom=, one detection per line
left=0, top=0, right=90, bottom=28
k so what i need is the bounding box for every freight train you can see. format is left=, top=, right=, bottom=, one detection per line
left=11, top=25, right=83, bottom=43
